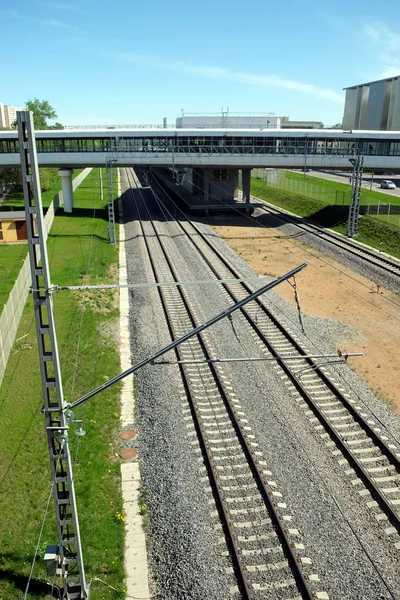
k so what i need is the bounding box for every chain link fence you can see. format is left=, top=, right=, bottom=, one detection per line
left=254, top=169, right=400, bottom=227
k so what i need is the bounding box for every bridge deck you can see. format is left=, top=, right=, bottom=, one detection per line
left=1, top=128, right=400, bottom=169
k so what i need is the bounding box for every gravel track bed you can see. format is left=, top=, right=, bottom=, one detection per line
left=121, top=176, right=232, bottom=600
left=122, top=170, right=400, bottom=599
left=147, top=222, right=318, bottom=597
left=134, top=180, right=315, bottom=598
left=196, top=213, right=400, bottom=443
left=147, top=195, right=400, bottom=599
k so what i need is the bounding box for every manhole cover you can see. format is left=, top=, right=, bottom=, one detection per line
left=119, top=448, right=137, bottom=460
left=120, top=429, right=137, bottom=440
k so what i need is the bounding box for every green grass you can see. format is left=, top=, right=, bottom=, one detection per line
left=1, top=168, right=84, bottom=211
left=0, top=169, right=85, bottom=306
left=283, top=169, right=400, bottom=207
left=252, top=169, right=400, bottom=228
left=0, top=168, right=124, bottom=600
left=250, top=178, right=400, bottom=258
left=0, top=245, right=29, bottom=306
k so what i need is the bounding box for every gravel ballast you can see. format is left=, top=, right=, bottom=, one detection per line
left=121, top=176, right=232, bottom=600
left=121, top=170, right=400, bottom=599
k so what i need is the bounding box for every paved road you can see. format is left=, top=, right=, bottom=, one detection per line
left=307, top=170, right=400, bottom=198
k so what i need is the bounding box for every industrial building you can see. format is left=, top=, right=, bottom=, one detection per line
left=176, top=112, right=281, bottom=129
left=175, top=112, right=324, bottom=130
left=280, top=117, right=324, bottom=129
left=343, top=76, right=400, bottom=130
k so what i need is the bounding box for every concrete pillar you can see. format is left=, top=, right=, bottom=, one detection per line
left=242, top=168, right=251, bottom=203
left=232, top=169, right=239, bottom=199
left=58, top=168, right=74, bottom=213
left=192, top=168, right=204, bottom=202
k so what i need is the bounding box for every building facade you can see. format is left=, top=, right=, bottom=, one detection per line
left=280, top=117, right=324, bottom=129
left=0, top=103, right=25, bottom=129
left=0, top=211, right=28, bottom=243
left=343, top=77, right=400, bottom=130
left=175, top=113, right=324, bottom=130
left=176, top=113, right=281, bottom=129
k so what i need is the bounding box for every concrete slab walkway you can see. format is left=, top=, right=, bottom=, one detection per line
left=118, top=170, right=151, bottom=599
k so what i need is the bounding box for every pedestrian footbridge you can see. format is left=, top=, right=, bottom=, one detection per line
left=1, top=128, right=400, bottom=170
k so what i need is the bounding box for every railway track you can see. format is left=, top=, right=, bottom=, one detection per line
left=125, top=168, right=328, bottom=599
left=255, top=198, right=400, bottom=279
left=144, top=169, right=400, bottom=549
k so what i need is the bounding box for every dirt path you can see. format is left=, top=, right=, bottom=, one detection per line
left=211, top=217, right=400, bottom=414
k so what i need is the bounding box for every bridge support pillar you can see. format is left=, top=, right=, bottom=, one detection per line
left=193, top=168, right=239, bottom=204
left=192, top=168, right=205, bottom=201
left=242, top=168, right=251, bottom=203
left=58, top=168, right=74, bottom=213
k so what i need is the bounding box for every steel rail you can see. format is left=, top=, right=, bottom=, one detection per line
left=256, top=200, right=400, bottom=278
left=147, top=169, right=400, bottom=535
left=126, top=168, right=318, bottom=600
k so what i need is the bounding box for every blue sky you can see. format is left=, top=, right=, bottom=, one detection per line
left=1, top=0, right=400, bottom=127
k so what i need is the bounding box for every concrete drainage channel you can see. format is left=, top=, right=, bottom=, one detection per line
left=118, top=169, right=151, bottom=600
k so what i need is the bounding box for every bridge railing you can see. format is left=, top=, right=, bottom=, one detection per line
left=63, top=124, right=166, bottom=130
left=104, top=144, right=359, bottom=158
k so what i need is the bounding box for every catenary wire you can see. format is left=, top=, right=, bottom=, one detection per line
left=145, top=170, right=400, bottom=453
left=133, top=168, right=398, bottom=600
left=152, top=168, right=400, bottom=316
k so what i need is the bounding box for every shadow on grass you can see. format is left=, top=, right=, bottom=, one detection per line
left=304, top=205, right=348, bottom=227
left=0, top=564, right=61, bottom=598
left=0, top=203, right=25, bottom=212
left=54, top=207, right=109, bottom=220
left=49, top=232, right=109, bottom=242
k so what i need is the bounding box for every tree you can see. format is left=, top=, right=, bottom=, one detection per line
left=48, top=122, right=64, bottom=130
left=25, top=98, right=57, bottom=129
left=2, top=99, right=61, bottom=196
left=332, top=122, right=343, bottom=129
left=11, top=98, right=58, bottom=129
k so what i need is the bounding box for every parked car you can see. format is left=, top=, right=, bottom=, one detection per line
left=380, top=180, right=396, bottom=189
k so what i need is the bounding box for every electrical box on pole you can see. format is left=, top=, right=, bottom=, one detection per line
left=17, top=111, right=88, bottom=600
left=347, top=155, right=364, bottom=238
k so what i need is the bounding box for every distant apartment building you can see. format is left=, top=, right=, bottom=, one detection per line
left=343, top=76, right=400, bottom=130
left=175, top=112, right=323, bottom=129
left=0, top=103, right=25, bottom=129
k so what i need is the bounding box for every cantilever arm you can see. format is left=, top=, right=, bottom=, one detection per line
left=67, top=263, right=307, bottom=411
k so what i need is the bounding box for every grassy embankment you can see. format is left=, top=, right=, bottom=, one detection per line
left=251, top=173, right=400, bottom=259
left=0, top=168, right=125, bottom=599
left=0, top=169, right=83, bottom=306
left=285, top=169, right=400, bottom=212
